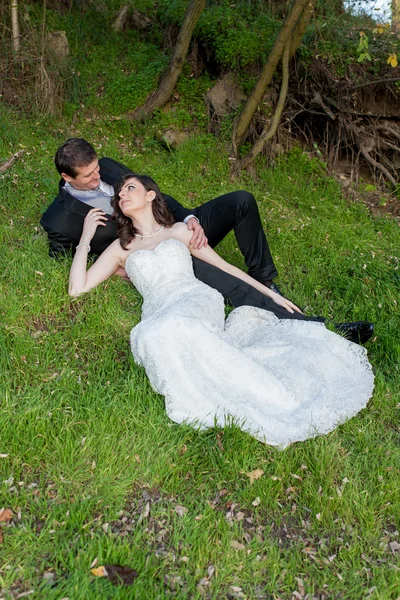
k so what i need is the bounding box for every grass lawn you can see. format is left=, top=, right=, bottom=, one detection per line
left=1, top=82, right=400, bottom=600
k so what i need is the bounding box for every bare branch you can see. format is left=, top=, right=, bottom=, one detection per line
left=345, top=78, right=400, bottom=92
left=0, top=150, right=25, bottom=174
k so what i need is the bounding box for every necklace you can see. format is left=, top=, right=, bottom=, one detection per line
left=139, top=225, right=165, bottom=239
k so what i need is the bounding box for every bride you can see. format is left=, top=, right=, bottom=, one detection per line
left=69, top=173, right=374, bottom=447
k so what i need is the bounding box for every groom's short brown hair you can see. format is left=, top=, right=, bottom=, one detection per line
left=54, top=138, right=97, bottom=178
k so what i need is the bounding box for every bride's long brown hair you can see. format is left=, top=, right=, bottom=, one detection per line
left=111, top=173, right=175, bottom=250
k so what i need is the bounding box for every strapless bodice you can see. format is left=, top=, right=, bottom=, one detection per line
left=125, top=238, right=224, bottom=323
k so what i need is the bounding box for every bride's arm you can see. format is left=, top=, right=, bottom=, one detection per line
left=69, top=208, right=124, bottom=296
left=173, top=224, right=302, bottom=315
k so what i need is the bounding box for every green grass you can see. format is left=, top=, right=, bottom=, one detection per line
left=1, top=87, right=400, bottom=600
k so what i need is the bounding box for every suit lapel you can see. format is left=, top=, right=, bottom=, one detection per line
left=58, top=181, right=118, bottom=250
left=58, top=183, right=92, bottom=216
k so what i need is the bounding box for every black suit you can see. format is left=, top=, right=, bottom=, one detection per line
left=41, top=157, right=321, bottom=321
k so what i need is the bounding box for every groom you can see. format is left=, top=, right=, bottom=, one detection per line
left=40, top=138, right=373, bottom=341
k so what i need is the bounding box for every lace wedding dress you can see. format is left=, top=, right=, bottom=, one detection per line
left=125, top=239, right=374, bottom=447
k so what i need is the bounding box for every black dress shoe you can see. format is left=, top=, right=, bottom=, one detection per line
left=334, top=321, right=374, bottom=344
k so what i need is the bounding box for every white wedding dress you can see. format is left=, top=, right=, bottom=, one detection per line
left=125, top=239, right=374, bottom=447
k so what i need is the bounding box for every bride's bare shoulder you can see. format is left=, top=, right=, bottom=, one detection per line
left=170, top=222, right=191, bottom=243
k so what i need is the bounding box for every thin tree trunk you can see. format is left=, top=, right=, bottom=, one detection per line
left=129, top=0, right=206, bottom=120
left=231, top=0, right=312, bottom=155
left=289, top=0, right=314, bottom=60
left=393, top=0, right=400, bottom=35
left=236, top=42, right=290, bottom=171
left=11, top=0, right=20, bottom=56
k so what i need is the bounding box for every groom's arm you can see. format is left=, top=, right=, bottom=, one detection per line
left=163, top=193, right=195, bottom=223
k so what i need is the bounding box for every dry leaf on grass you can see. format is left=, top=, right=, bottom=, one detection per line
left=230, top=540, right=245, bottom=551
left=102, top=523, right=109, bottom=534
left=174, top=504, right=188, bottom=517
left=91, top=566, right=108, bottom=577
left=91, top=564, right=139, bottom=586
left=245, top=469, right=264, bottom=485
left=389, top=541, right=400, bottom=552
left=252, top=497, right=261, bottom=507
left=0, top=508, right=13, bottom=522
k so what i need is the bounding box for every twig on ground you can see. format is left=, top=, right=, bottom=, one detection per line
left=0, top=150, right=25, bottom=174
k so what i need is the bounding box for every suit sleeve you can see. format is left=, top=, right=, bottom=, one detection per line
left=40, top=218, right=76, bottom=258
left=163, top=193, right=193, bottom=223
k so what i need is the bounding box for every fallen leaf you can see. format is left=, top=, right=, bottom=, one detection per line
left=91, top=566, right=108, bottom=577
left=296, top=577, right=305, bottom=596
left=174, top=504, right=188, bottom=517
left=252, top=497, right=261, bottom=506
left=216, top=437, right=224, bottom=452
left=389, top=541, right=400, bottom=552
left=316, top=513, right=321, bottom=521
left=138, top=502, right=150, bottom=521
left=90, top=557, right=98, bottom=568
left=0, top=454, right=9, bottom=458
left=230, top=540, right=245, bottom=551
left=246, top=469, right=264, bottom=485
left=102, top=523, right=109, bottom=534
left=0, top=508, right=13, bottom=523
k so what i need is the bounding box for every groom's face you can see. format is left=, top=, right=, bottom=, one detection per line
left=61, top=159, right=101, bottom=191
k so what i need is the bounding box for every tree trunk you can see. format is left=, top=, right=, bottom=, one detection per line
left=231, top=0, right=313, bottom=154
left=129, top=0, right=206, bottom=121
left=393, top=0, right=400, bottom=35
left=11, top=0, right=20, bottom=56
left=236, top=42, right=290, bottom=171
left=289, top=0, right=314, bottom=60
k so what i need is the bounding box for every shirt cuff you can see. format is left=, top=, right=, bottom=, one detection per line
left=183, top=214, right=198, bottom=224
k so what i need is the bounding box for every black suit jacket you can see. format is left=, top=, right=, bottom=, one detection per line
left=40, top=157, right=193, bottom=257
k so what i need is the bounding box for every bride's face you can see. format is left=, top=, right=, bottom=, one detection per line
left=118, top=178, right=154, bottom=214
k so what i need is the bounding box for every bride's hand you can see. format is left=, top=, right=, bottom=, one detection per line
left=270, top=292, right=303, bottom=314
left=81, top=208, right=108, bottom=243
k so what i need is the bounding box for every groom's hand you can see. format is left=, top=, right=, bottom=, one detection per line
left=187, top=218, right=208, bottom=249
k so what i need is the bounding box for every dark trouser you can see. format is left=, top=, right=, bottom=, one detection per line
left=195, top=190, right=277, bottom=283
left=192, top=190, right=324, bottom=323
